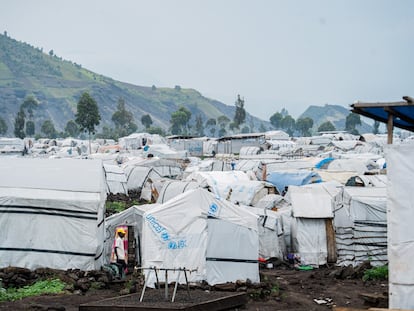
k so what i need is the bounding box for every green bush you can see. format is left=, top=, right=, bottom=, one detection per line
left=362, top=265, right=388, bottom=282
left=106, top=201, right=127, bottom=214
left=0, top=279, right=66, bottom=302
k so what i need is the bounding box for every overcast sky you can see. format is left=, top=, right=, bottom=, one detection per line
left=1, top=0, right=413, bottom=120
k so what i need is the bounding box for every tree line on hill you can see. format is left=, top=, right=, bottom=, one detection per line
left=0, top=92, right=371, bottom=140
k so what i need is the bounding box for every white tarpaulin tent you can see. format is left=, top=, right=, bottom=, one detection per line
left=288, top=181, right=342, bottom=266
left=333, top=186, right=387, bottom=267
left=141, top=188, right=259, bottom=286
left=123, top=157, right=182, bottom=179
left=104, top=204, right=157, bottom=266
left=103, top=163, right=128, bottom=195
left=183, top=159, right=232, bottom=178
left=156, top=180, right=200, bottom=204
left=185, top=171, right=270, bottom=206
left=387, top=143, right=414, bottom=309
left=247, top=206, right=286, bottom=260
left=0, top=158, right=107, bottom=270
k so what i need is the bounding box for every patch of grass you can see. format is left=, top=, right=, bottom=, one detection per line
left=362, top=265, right=388, bottom=282
left=0, top=279, right=66, bottom=302
left=105, top=201, right=128, bottom=214
left=270, top=284, right=280, bottom=295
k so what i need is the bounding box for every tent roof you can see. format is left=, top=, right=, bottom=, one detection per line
left=351, top=98, right=414, bottom=132
left=146, top=188, right=258, bottom=231
left=266, top=170, right=322, bottom=194
left=0, top=158, right=105, bottom=193
left=289, top=181, right=342, bottom=218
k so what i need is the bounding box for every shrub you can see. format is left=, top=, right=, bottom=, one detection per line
left=362, top=265, right=388, bottom=282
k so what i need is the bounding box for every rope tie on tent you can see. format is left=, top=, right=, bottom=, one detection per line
left=136, top=266, right=198, bottom=302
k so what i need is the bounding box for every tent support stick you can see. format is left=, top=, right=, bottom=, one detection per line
left=171, top=270, right=181, bottom=302
left=154, top=267, right=162, bottom=297
left=183, top=268, right=191, bottom=299
left=165, top=270, right=168, bottom=300
left=139, top=269, right=151, bottom=302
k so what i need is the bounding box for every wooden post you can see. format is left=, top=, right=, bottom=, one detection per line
left=325, top=218, right=337, bottom=263
left=387, top=112, right=394, bottom=144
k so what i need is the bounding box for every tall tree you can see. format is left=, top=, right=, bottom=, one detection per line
left=318, top=121, right=336, bottom=132
left=241, top=125, right=250, bottom=134
left=229, top=122, right=237, bottom=132
left=141, top=114, right=153, bottom=129
left=97, top=126, right=116, bottom=140
left=0, top=116, right=8, bottom=135
left=280, top=108, right=289, bottom=117
left=21, top=96, right=38, bottom=119
left=345, top=113, right=361, bottom=135
left=148, top=126, right=165, bottom=136
left=233, top=94, right=246, bottom=128
left=205, top=118, right=216, bottom=137
left=25, top=120, right=35, bottom=137
left=170, top=106, right=191, bottom=135
left=65, top=120, right=80, bottom=137
left=14, top=107, right=26, bottom=139
left=295, top=117, right=314, bottom=137
left=270, top=112, right=283, bottom=129
left=194, top=115, right=204, bottom=136
left=218, top=127, right=227, bottom=137
left=75, top=92, right=101, bottom=153
left=281, top=114, right=296, bottom=136
left=217, top=115, right=230, bottom=129
left=41, top=120, right=57, bottom=138
left=111, top=98, right=137, bottom=137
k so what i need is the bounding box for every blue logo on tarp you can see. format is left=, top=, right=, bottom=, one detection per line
left=168, top=240, right=187, bottom=249
left=146, top=214, right=186, bottom=249
left=208, top=203, right=219, bottom=217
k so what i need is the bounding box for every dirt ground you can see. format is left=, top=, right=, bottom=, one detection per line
left=0, top=265, right=388, bottom=311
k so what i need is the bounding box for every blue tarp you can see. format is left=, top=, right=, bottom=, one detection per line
left=266, top=170, right=322, bottom=194
left=315, top=157, right=335, bottom=169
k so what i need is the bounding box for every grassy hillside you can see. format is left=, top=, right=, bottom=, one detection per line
left=0, top=33, right=270, bottom=137
left=1, top=33, right=365, bottom=138
left=300, top=104, right=373, bottom=133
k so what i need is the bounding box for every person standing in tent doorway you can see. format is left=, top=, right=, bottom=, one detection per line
left=113, top=228, right=127, bottom=279
left=230, top=158, right=236, bottom=170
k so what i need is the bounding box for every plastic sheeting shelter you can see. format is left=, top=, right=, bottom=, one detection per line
left=247, top=206, right=286, bottom=260
left=266, top=170, right=322, bottom=194
left=333, top=187, right=387, bottom=267
left=185, top=171, right=271, bottom=206
left=0, top=137, right=24, bottom=153
left=141, top=188, right=259, bottom=286
left=0, top=158, right=107, bottom=270
left=104, top=204, right=157, bottom=266
left=387, top=143, right=414, bottom=309
left=156, top=180, right=200, bottom=204
left=103, top=163, right=128, bottom=195
left=288, top=182, right=342, bottom=266
left=183, top=159, right=232, bottom=178
left=123, top=157, right=182, bottom=179
left=326, top=158, right=379, bottom=174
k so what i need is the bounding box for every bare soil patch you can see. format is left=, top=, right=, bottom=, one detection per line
left=0, top=265, right=388, bottom=311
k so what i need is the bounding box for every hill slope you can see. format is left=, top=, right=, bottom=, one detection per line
left=0, top=33, right=268, bottom=136
left=300, top=104, right=373, bottom=133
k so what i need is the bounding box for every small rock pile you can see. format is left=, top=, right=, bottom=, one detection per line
left=330, top=261, right=373, bottom=280
left=0, top=267, right=113, bottom=293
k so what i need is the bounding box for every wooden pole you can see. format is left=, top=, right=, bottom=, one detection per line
left=387, top=112, right=394, bottom=144
left=325, top=218, right=337, bottom=263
